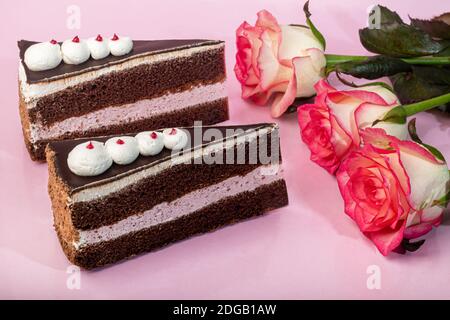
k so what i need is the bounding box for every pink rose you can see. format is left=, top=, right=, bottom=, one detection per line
left=298, top=79, right=408, bottom=174
left=234, top=10, right=326, bottom=118
left=337, top=128, right=449, bottom=255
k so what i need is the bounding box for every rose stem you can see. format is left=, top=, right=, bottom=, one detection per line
left=402, top=92, right=450, bottom=116
left=325, top=54, right=450, bottom=67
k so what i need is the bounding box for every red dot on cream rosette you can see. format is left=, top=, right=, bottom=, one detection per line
left=135, top=131, right=164, bottom=156
left=105, top=136, right=139, bottom=165
left=163, top=128, right=188, bottom=150
left=108, top=33, right=133, bottom=56
left=61, top=35, right=90, bottom=65
left=67, top=141, right=112, bottom=176
left=87, top=34, right=110, bottom=60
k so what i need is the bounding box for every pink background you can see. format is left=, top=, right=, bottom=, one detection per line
left=1, top=0, right=450, bottom=299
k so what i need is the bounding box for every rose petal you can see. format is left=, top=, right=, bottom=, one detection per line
left=420, top=206, right=444, bottom=223
left=298, top=98, right=353, bottom=173
left=328, top=88, right=391, bottom=106
left=360, top=85, right=399, bottom=105
left=255, top=10, right=281, bottom=33
left=270, top=57, right=302, bottom=117
left=362, top=128, right=450, bottom=211
left=355, top=102, right=408, bottom=141
left=404, top=222, right=433, bottom=239
left=257, top=31, right=292, bottom=91
left=314, top=79, right=336, bottom=93
left=360, top=129, right=412, bottom=196
left=400, top=150, right=449, bottom=210
left=366, top=219, right=406, bottom=256
left=235, top=22, right=264, bottom=82
left=326, top=95, right=362, bottom=144
left=278, top=25, right=324, bottom=61
left=337, top=143, right=411, bottom=256
left=293, top=48, right=326, bottom=98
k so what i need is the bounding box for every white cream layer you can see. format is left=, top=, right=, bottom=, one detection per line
left=29, top=81, right=227, bottom=143
left=19, top=42, right=224, bottom=104
left=70, top=125, right=277, bottom=203
left=74, top=165, right=282, bottom=249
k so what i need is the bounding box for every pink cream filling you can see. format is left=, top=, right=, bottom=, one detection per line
left=75, top=164, right=282, bottom=249
left=30, top=81, right=226, bottom=142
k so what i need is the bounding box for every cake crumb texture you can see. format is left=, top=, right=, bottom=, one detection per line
left=28, top=47, right=225, bottom=126
left=25, top=98, right=228, bottom=161
left=71, top=180, right=288, bottom=269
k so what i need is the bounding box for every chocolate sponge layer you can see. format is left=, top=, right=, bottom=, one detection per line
left=65, top=180, right=288, bottom=270
left=28, top=47, right=225, bottom=126
left=46, top=123, right=287, bottom=270
left=58, top=130, right=275, bottom=230
left=23, top=97, right=228, bottom=161
left=71, top=163, right=260, bottom=230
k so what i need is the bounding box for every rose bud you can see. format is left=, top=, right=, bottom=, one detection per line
left=298, top=79, right=408, bottom=174
left=337, top=128, right=450, bottom=256
left=234, top=10, right=326, bottom=118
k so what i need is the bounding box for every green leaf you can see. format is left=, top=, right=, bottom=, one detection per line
left=372, top=105, right=407, bottom=126
left=374, top=5, right=404, bottom=26
left=286, top=96, right=315, bottom=114
left=402, top=239, right=426, bottom=253
left=335, top=55, right=411, bottom=79
left=420, top=144, right=446, bottom=162
left=390, top=70, right=450, bottom=104
left=407, top=118, right=423, bottom=144
left=436, top=46, right=450, bottom=57
left=359, top=26, right=446, bottom=57
left=289, top=23, right=308, bottom=29
left=334, top=72, right=393, bottom=91
left=407, top=118, right=446, bottom=162
left=432, top=190, right=450, bottom=208
left=410, top=13, right=450, bottom=40
left=359, top=5, right=447, bottom=57
left=303, top=1, right=326, bottom=50
left=432, top=173, right=450, bottom=208
left=412, top=66, right=450, bottom=85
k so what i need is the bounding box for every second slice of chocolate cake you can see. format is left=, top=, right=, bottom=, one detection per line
left=46, top=123, right=288, bottom=269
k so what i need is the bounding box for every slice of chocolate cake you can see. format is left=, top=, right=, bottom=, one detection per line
left=19, top=36, right=228, bottom=161
left=46, top=123, right=288, bottom=269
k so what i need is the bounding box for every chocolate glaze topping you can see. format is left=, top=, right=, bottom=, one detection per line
left=18, top=39, right=223, bottom=83
left=48, top=124, right=276, bottom=192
